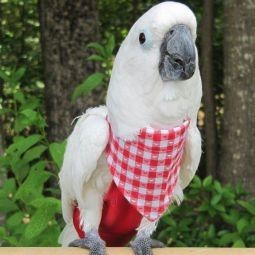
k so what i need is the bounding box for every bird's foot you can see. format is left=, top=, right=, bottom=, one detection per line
left=130, top=236, right=165, bottom=255
left=68, top=229, right=106, bottom=255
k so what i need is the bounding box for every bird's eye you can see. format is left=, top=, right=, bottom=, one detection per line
left=139, top=33, right=146, bottom=44
left=138, top=29, right=153, bottom=49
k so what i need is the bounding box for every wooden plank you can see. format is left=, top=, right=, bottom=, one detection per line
left=0, top=248, right=255, bottom=255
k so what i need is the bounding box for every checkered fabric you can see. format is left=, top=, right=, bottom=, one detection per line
left=105, top=119, right=190, bottom=222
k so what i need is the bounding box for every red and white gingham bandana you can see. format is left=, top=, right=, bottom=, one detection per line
left=105, top=119, right=190, bottom=222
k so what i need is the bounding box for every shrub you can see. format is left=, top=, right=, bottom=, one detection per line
left=0, top=68, right=65, bottom=246
left=154, top=176, right=255, bottom=247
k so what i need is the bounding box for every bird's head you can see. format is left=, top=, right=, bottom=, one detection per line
left=106, top=1, right=202, bottom=138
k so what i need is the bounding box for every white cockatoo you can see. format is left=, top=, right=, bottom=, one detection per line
left=59, top=2, right=202, bottom=255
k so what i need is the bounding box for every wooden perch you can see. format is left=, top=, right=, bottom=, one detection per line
left=0, top=248, right=255, bottom=255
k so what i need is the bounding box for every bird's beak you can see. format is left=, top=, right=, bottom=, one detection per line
left=159, top=24, right=196, bottom=81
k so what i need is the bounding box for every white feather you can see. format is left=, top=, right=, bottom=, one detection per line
left=179, top=122, right=202, bottom=189
left=58, top=223, right=79, bottom=247
left=59, top=106, right=112, bottom=241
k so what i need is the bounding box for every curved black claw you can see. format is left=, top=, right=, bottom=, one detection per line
left=151, top=239, right=165, bottom=248
left=130, top=236, right=154, bottom=255
left=68, top=229, right=106, bottom=255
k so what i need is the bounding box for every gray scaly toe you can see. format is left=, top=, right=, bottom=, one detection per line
left=130, top=236, right=154, bottom=255
left=68, top=229, right=106, bottom=255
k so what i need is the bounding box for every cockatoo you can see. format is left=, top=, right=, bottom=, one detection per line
left=59, top=2, right=202, bottom=255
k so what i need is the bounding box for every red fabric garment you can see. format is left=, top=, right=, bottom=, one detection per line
left=105, top=120, right=190, bottom=221
left=73, top=181, right=143, bottom=246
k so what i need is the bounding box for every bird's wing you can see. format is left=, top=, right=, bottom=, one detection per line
left=59, top=106, right=109, bottom=223
left=179, top=122, right=202, bottom=190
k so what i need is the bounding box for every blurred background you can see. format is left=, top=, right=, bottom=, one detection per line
left=0, top=0, right=255, bottom=248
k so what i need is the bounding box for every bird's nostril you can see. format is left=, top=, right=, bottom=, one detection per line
left=169, top=29, right=175, bottom=35
left=173, top=57, right=185, bottom=69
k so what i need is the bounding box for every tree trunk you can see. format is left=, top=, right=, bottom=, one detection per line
left=201, top=0, right=217, bottom=177
left=219, top=0, right=255, bottom=193
left=38, top=0, right=100, bottom=141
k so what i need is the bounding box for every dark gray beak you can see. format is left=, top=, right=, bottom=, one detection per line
left=159, top=24, right=196, bottom=81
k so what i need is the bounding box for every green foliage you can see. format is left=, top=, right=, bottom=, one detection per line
left=154, top=176, right=255, bottom=247
left=72, top=72, right=105, bottom=102
left=98, top=0, right=159, bottom=46
left=0, top=0, right=42, bottom=86
left=49, top=142, right=67, bottom=169
left=0, top=68, right=65, bottom=246
left=72, top=34, right=115, bottom=101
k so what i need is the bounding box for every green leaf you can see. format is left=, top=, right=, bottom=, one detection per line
left=12, top=67, right=26, bottom=82
left=36, top=114, right=47, bottom=129
left=211, top=194, right=222, bottom=205
left=203, top=176, right=213, bottom=188
left=6, top=211, right=23, bottom=228
left=15, top=169, right=51, bottom=203
left=105, top=34, right=115, bottom=56
left=0, top=108, right=11, bottom=116
left=7, top=135, right=43, bottom=155
left=213, top=204, right=226, bottom=212
left=0, top=226, right=6, bottom=239
left=221, top=212, right=238, bottom=226
left=0, top=198, right=18, bottom=213
left=0, top=69, right=9, bottom=82
left=23, top=145, right=47, bottom=163
left=219, top=232, right=239, bottom=246
left=30, top=198, right=61, bottom=218
left=198, top=202, right=210, bottom=212
left=15, top=109, right=40, bottom=132
left=14, top=91, right=25, bottom=104
left=236, top=218, right=248, bottom=234
left=14, top=114, right=31, bottom=132
left=72, top=73, right=105, bottom=101
left=20, top=109, right=37, bottom=121
left=3, top=236, right=18, bottom=246
left=157, top=228, right=171, bottom=241
left=12, top=224, right=26, bottom=237
left=162, top=217, right=176, bottom=227
left=87, top=54, right=105, bottom=62
left=10, top=157, right=30, bottom=183
left=20, top=97, right=40, bottom=111
left=190, top=175, right=202, bottom=189
left=87, top=42, right=106, bottom=56
left=34, top=224, right=61, bottom=246
left=31, top=161, right=47, bottom=172
left=24, top=203, right=59, bottom=239
left=238, top=200, right=255, bottom=215
left=232, top=239, right=245, bottom=247
left=222, top=189, right=235, bottom=200
left=247, top=234, right=255, bottom=242
left=214, top=181, right=223, bottom=193
left=207, top=224, right=215, bottom=239
left=0, top=155, right=8, bottom=168
left=0, top=178, right=16, bottom=198
left=49, top=141, right=66, bottom=169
